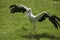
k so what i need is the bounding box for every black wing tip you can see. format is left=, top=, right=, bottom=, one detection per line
left=9, top=4, right=27, bottom=13
left=49, top=15, right=60, bottom=29
left=54, top=16, right=60, bottom=22
left=55, top=26, right=58, bottom=29
left=9, top=5, right=16, bottom=9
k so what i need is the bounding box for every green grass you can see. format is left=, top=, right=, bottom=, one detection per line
left=0, top=0, right=60, bottom=40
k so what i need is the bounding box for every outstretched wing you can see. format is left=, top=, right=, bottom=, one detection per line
left=36, top=11, right=49, bottom=22
left=49, top=15, right=60, bottom=29
left=9, top=4, right=29, bottom=13
left=36, top=11, right=60, bottom=29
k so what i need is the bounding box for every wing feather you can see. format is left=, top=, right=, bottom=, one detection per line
left=9, top=4, right=29, bottom=13
left=36, top=11, right=60, bottom=29
left=35, top=11, right=48, bottom=22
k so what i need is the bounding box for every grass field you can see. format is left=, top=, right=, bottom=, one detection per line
left=0, top=0, right=60, bottom=40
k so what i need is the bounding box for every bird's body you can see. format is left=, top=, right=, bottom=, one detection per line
left=26, top=8, right=37, bottom=24
left=9, top=4, right=60, bottom=31
left=26, top=8, right=48, bottom=24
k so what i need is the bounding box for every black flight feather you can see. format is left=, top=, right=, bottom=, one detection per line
left=9, top=5, right=27, bottom=13
left=38, top=13, right=60, bottom=29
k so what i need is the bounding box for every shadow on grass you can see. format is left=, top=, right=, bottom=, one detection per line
left=53, top=0, right=60, bottom=2
left=22, top=33, right=60, bottom=40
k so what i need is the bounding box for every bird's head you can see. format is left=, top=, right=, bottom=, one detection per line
left=25, top=8, right=32, bottom=17
left=27, top=8, right=32, bottom=13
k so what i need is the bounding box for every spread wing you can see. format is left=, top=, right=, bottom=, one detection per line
left=36, top=11, right=60, bottom=29
left=9, top=4, right=29, bottom=13
left=35, top=11, right=49, bottom=22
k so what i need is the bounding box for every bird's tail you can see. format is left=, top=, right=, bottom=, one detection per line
left=49, top=15, right=60, bottom=29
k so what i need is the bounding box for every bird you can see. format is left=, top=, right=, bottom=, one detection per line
left=9, top=4, right=60, bottom=32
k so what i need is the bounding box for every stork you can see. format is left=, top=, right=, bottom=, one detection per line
left=9, top=4, right=60, bottom=33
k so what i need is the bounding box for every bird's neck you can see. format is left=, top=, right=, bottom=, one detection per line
left=26, top=9, right=35, bottom=17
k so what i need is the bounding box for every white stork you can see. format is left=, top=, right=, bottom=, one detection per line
left=9, top=4, right=60, bottom=32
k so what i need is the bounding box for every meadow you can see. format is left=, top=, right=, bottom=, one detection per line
left=0, top=0, right=60, bottom=40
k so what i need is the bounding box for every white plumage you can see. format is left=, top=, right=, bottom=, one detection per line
left=9, top=4, right=60, bottom=32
